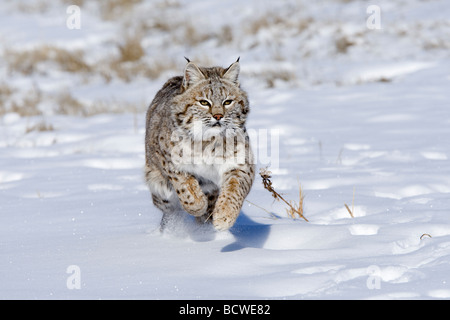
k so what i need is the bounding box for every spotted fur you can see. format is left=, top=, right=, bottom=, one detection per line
left=144, top=59, right=255, bottom=231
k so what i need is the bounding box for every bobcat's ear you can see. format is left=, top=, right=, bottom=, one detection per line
left=223, top=58, right=240, bottom=85
left=182, top=62, right=205, bottom=90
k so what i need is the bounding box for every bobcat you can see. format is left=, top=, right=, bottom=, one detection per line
left=144, top=58, right=255, bottom=231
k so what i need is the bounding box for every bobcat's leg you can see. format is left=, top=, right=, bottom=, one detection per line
left=212, top=165, right=255, bottom=231
left=151, top=194, right=182, bottom=231
left=145, top=163, right=180, bottom=230
left=169, top=172, right=208, bottom=217
left=195, top=181, right=219, bottom=224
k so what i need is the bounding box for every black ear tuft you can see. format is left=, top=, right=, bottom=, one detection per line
left=184, top=56, right=191, bottom=63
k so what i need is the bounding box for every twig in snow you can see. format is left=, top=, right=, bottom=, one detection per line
left=420, top=233, right=432, bottom=240
left=345, top=187, right=356, bottom=218
left=259, top=167, right=308, bottom=222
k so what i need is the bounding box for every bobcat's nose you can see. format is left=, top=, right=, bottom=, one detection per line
left=213, top=114, right=223, bottom=121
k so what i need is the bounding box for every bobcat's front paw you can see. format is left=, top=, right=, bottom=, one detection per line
left=212, top=204, right=239, bottom=231
left=213, top=215, right=235, bottom=231
left=182, top=193, right=208, bottom=217
left=177, top=176, right=208, bottom=217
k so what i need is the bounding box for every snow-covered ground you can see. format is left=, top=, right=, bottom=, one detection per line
left=1, top=0, right=450, bottom=299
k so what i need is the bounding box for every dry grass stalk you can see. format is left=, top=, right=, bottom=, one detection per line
left=420, top=233, right=432, bottom=240
left=286, top=182, right=305, bottom=220
left=344, top=187, right=356, bottom=218
left=344, top=204, right=354, bottom=218
left=245, top=200, right=279, bottom=219
left=260, top=167, right=308, bottom=222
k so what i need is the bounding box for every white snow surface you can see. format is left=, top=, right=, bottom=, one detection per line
left=1, top=0, right=450, bottom=299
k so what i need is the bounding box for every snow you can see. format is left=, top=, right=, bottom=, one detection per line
left=1, top=0, right=450, bottom=300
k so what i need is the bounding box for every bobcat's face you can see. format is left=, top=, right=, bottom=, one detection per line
left=189, top=82, right=247, bottom=133
left=172, top=60, right=249, bottom=140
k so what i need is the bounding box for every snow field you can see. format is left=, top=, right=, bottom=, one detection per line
left=2, top=62, right=450, bottom=299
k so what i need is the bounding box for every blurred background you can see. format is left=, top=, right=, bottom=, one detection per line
left=1, top=0, right=449, bottom=117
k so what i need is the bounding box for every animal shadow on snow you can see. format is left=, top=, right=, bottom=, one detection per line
left=157, top=210, right=271, bottom=250
left=221, top=212, right=271, bottom=252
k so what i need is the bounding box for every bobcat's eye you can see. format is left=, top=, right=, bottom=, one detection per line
left=199, top=100, right=211, bottom=107
left=223, top=100, right=233, bottom=106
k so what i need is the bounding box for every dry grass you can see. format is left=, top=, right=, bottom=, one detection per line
left=87, top=99, right=145, bottom=116
left=8, top=85, right=43, bottom=117
left=2, top=37, right=170, bottom=84
left=260, top=167, right=308, bottom=222
left=25, top=120, right=54, bottom=133
left=15, top=0, right=50, bottom=13
left=2, top=0, right=314, bottom=118
left=286, top=181, right=306, bottom=220
left=263, top=69, right=297, bottom=88
left=1, top=83, right=145, bottom=117
left=344, top=187, right=356, bottom=218
left=103, top=28, right=177, bottom=82
left=172, top=21, right=211, bottom=47
left=246, top=199, right=279, bottom=219
left=4, top=45, right=91, bottom=76
left=108, top=59, right=177, bottom=83
left=246, top=14, right=285, bottom=36
left=62, top=0, right=85, bottom=6
left=55, top=91, right=145, bottom=116
left=335, top=35, right=356, bottom=54
left=0, top=83, right=44, bottom=116
left=0, top=37, right=173, bottom=115
left=0, top=82, right=15, bottom=115
left=218, top=25, right=234, bottom=44
left=117, top=34, right=145, bottom=63
left=99, top=0, right=143, bottom=20
left=244, top=68, right=298, bottom=88
left=245, top=7, right=312, bottom=37
left=55, top=91, right=87, bottom=116
left=1, top=36, right=174, bottom=115
left=420, top=233, right=432, bottom=240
